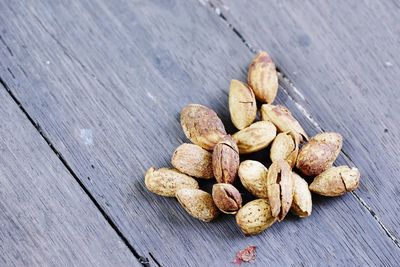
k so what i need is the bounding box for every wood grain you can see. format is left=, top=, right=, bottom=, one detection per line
left=0, top=85, right=139, bottom=266
left=209, top=0, right=400, bottom=242
left=0, top=0, right=399, bottom=265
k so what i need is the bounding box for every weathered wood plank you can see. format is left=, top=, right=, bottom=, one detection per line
left=0, top=0, right=399, bottom=265
left=0, top=86, right=139, bottom=266
left=210, top=0, right=400, bottom=241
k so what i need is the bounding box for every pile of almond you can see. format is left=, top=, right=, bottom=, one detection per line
left=144, top=51, right=360, bottom=235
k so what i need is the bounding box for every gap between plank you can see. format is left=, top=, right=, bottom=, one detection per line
left=201, top=0, right=400, bottom=249
left=0, top=76, right=154, bottom=266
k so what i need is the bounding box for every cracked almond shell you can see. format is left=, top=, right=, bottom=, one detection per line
left=171, top=143, right=213, bottom=179
left=212, top=183, right=242, bottom=214
left=238, top=160, right=268, bottom=198
left=247, top=51, right=278, bottom=104
left=261, top=104, right=308, bottom=142
left=180, top=104, right=226, bottom=150
left=270, top=131, right=300, bottom=168
left=291, top=172, right=312, bottom=217
left=296, top=132, right=342, bottom=176
left=236, top=199, right=277, bottom=236
left=144, top=167, right=199, bottom=197
left=267, top=160, right=294, bottom=221
left=309, top=166, right=360, bottom=196
left=229, top=79, right=257, bottom=130
left=232, top=121, right=277, bottom=154
left=212, top=135, right=240, bottom=184
left=176, top=188, right=219, bottom=222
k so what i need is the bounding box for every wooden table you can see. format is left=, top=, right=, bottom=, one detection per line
left=0, top=0, right=399, bottom=266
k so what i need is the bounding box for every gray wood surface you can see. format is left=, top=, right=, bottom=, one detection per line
left=0, top=84, right=139, bottom=266
left=210, top=0, right=400, bottom=242
left=0, top=0, right=399, bottom=265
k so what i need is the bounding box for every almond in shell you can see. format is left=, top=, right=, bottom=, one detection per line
left=270, top=131, right=300, bottom=168
left=232, top=121, right=277, bottom=154
left=296, top=132, right=342, bottom=176
left=171, top=143, right=213, bottom=179
left=291, top=172, right=312, bottom=217
left=247, top=51, right=278, bottom=104
left=267, top=160, right=294, bottom=221
left=145, top=167, right=199, bottom=197
left=236, top=199, right=277, bottom=236
left=212, top=183, right=242, bottom=214
left=176, top=188, right=219, bottom=222
left=309, top=166, right=360, bottom=196
left=212, top=135, right=240, bottom=184
left=180, top=104, right=226, bottom=150
left=229, top=79, right=257, bottom=130
left=238, top=160, right=268, bottom=199
left=261, top=104, right=308, bottom=142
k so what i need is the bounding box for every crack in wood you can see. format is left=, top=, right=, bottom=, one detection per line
left=0, top=35, right=14, bottom=57
left=7, top=67, right=15, bottom=79
left=148, top=252, right=162, bottom=267
left=18, top=64, right=28, bottom=77
left=351, top=191, right=400, bottom=248
left=202, top=0, right=400, bottom=249
left=204, top=0, right=257, bottom=53
left=277, top=75, right=322, bottom=131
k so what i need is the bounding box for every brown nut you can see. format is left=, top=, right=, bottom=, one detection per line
left=261, top=104, right=308, bottom=142
left=144, top=167, right=199, bottom=197
left=247, top=51, right=278, bottom=104
left=229, top=79, right=257, bottom=130
left=212, top=135, right=240, bottom=184
left=238, top=160, right=268, bottom=198
left=236, top=199, right=277, bottom=236
left=296, top=132, right=343, bottom=176
left=291, top=173, right=312, bottom=217
left=309, top=166, right=360, bottom=196
left=212, top=183, right=242, bottom=214
left=232, top=121, right=277, bottom=154
left=180, top=104, right=226, bottom=150
left=267, top=160, right=294, bottom=221
left=171, top=143, right=213, bottom=179
left=176, top=188, right=219, bottom=222
left=270, top=131, right=300, bottom=168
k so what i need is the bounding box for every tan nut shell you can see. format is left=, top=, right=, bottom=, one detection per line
left=180, top=104, right=226, bottom=150
left=247, top=51, right=278, bottom=104
left=212, top=183, right=242, bottom=214
left=267, top=160, right=294, bottom=221
left=261, top=104, right=308, bottom=142
left=270, top=131, right=300, bottom=168
left=229, top=79, right=257, bottom=130
left=291, top=173, right=312, bottom=217
left=176, top=188, right=219, bottom=222
left=171, top=143, right=213, bottom=179
left=238, top=160, right=268, bottom=198
left=232, top=121, right=277, bottom=154
left=309, top=166, right=360, bottom=196
left=296, top=132, right=343, bottom=176
left=212, top=135, right=240, bottom=184
left=236, top=199, right=277, bottom=236
left=145, top=167, right=199, bottom=197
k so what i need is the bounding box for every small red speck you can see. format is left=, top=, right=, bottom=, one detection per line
left=233, top=246, right=257, bottom=265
